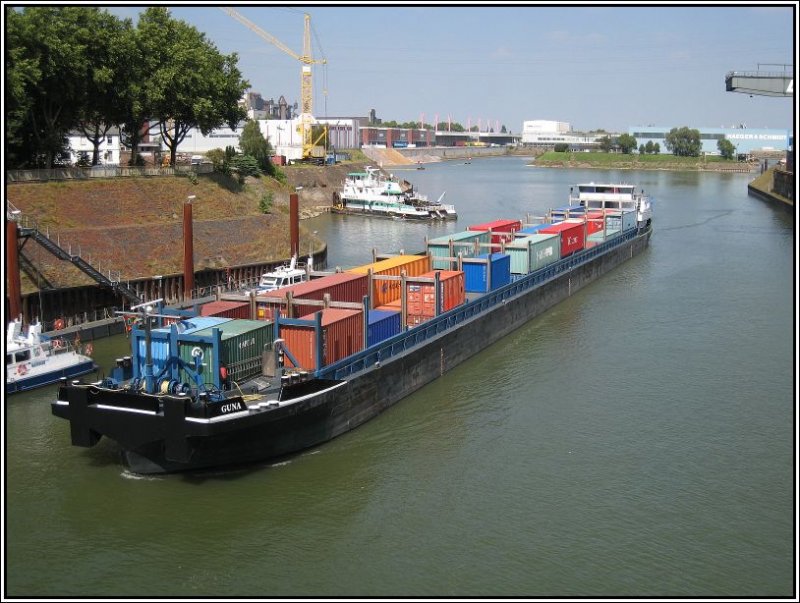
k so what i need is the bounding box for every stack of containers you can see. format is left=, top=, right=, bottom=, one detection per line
left=462, top=253, right=512, bottom=293
left=280, top=308, right=363, bottom=371
left=178, top=319, right=274, bottom=386
left=348, top=255, right=432, bottom=308
left=406, top=270, right=466, bottom=326
left=426, top=230, right=492, bottom=269
left=199, top=300, right=251, bottom=319
left=133, top=316, right=232, bottom=379
left=505, top=233, right=561, bottom=274
left=540, top=219, right=586, bottom=257
left=584, top=211, right=606, bottom=235
left=468, top=219, right=522, bottom=251
left=256, top=272, right=368, bottom=320
left=367, top=309, right=402, bottom=346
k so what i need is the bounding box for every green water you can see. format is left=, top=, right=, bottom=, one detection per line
left=5, top=158, right=794, bottom=597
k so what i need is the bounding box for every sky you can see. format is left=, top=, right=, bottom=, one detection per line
left=107, top=3, right=796, bottom=134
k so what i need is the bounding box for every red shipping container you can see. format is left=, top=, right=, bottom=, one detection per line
left=585, top=211, right=605, bottom=235
left=540, top=220, right=586, bottom=257
left=280, top=308, right=363, bottom=371
left=468, top=219, right=522, bottom=250
left=199, top=300, right=251, bottom=319
left=256, top=272, right=368, bottom=320
left=406, top=270, right=465, bottom=318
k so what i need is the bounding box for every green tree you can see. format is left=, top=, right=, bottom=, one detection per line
left=74, top=10, right=135, bottom=165
left=645, top=140, right=655, bottom=154
left=239, top=120, right=273, bottom=173
left=6, top=7, right=103, bottom=167
left=138, top=8, right=249, bottom=167
left=639, top=144, right=646, bottom=155
left=597, top=135, right=613, bottom=153
left=653, top=142, right=661, bottom=154
left=617, top=133, right=637, bottom=154
left=717, top=137, right=736, bottom=160
left=664, top=126, right=702, bottom=157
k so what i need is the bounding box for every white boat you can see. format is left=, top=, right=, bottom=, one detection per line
left=568, top=183, right=654, bottom=226
left=332, top=166, right=457, bottom=220
left=6, top=319, right=97, bottom=393
left=254, top=255, right=311, bottom=293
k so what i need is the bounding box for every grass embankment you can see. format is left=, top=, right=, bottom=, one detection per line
left=534, top=151, right=753, bottom=171
left=7, top=168, right=345, bottom=294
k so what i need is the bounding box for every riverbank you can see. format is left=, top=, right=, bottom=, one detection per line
left=747, top=167, right=794, bottom=213
left=531, top=151, right=757, bottom=172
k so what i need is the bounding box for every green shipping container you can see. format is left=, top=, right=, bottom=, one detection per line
left=178, top=319, right=274, bottom=387
left=505, top=233, right=560, bottom=274
left=587, top=228, right=621, bottom=244
left=427, top=230, right=492, bottom=269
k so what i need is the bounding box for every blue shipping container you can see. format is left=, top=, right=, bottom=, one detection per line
left=367, top=309, right=402, bottom=346
left=463, top=253, right=512, bottom=293
left=518, top=224, right=551, bottom=235
left=134, top=316, right=232, bottom=378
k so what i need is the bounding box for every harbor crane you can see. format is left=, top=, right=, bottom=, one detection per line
left=221, top=7, right=328, bottom=161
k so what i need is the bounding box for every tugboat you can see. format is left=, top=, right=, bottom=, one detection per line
left=6, top=318, right=96, bottom=393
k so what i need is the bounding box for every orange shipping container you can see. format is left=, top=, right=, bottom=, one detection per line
left=280, top=308, right=364, bottom=371
left=406, top=270, right=465, bottom=320
left=199, top=300, right=251, bottom=319
left=348, top=255, right=432, bottom=308
left=585, top=211, right=605, bottom=235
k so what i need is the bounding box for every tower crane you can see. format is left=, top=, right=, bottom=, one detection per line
left=221, top=7, right=327, bottom=160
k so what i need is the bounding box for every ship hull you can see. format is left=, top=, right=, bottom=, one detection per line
left=7, top=359, right=97, bottom=394
left=52, top=228, right=650, bottom=474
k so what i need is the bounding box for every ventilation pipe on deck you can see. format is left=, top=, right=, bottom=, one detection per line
left=6, top=220, right=22, bottom=320
left=290, top=193, right=300, bottom=259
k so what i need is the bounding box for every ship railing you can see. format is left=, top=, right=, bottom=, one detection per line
left=318, top=227, right=642, bottom=381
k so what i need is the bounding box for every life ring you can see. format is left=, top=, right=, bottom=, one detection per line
left=85, top=343, right=93, bottom=356
left=54, top=318, right=65, bottom=330
left=17, top=364, right=28, bottom=376
left=52, top=339, right=64, bottom=349
left=220, top=366, right=228, bottom=381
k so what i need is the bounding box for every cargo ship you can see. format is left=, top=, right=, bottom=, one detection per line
left=51, top=184, right=653, bottom=474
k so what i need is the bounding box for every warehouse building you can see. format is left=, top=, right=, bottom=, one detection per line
left=628, top=126, right=790, bottom=155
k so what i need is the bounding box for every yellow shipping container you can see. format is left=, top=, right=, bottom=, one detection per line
left=348, top=255, right=432, bottom=307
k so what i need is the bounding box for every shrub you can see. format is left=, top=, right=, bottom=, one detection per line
left=259, top=191, right=273, bottom=214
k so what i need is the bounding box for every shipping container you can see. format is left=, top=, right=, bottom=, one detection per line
left=178, top=319, right=273, bottom=387
left=427, top=230, right=491, bottom=269
left=505, top=233, right=561, bottom=274
left=468, top=219, right=522, bottom=248
left=604, top=209, right=637, bottom=232
left=256, top=272, right=368, bottom=320
left=462, top=253, right=512, bottom=293
left=348, top=255, right=432, bottom=308
left=133, top=316, right=232, bottom=379
left=406, top=270, right=466, bottom=325
left=280, top=309, right=363, bottom=371
left=517, top=224, right=551, bottom=235
left=367, top=309, right=402, bottom=346
left=540, top=219, right=586, bottom=257
left=584, top=211, right=606, bottom=235
left=199, top=300, right=251, bottom=319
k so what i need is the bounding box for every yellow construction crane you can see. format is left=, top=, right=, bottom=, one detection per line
left=221, top=7, right=327, bottom=160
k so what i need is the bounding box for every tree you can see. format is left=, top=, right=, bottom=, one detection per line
left=597, top=135, right=613, bottom=153
left=653, top=142, right=661, bottom=154
left=639, top=144, right=646, bottom=155
left=6, top=7, right=102, bottom=167
left=74, top=11, right=135, bottom=165
left=617, top=133, right=637, bottom=154
left=138, top=8, right=249, bottom=166
left=645, top=140, right=655, bottom=154
left=239, top=120, right=273, bottom=173
left=664, top=126, right=702, bottom=157
left=717, top=137, right=736, bottom=160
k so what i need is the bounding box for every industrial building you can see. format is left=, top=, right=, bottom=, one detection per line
left=628, top=126, right=791, bottom=155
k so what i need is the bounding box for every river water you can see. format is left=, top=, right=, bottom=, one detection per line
left=4, top=157, right=795, bottom=597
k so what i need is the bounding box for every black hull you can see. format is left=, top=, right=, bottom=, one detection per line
left=52, top=228, right=651, bottom=474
